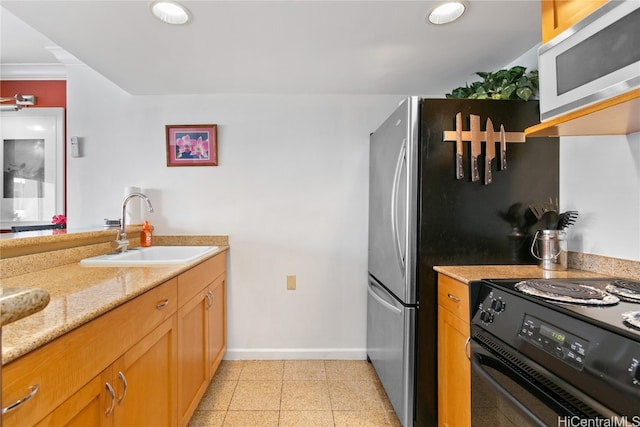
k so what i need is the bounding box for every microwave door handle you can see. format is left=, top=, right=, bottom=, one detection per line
left=471, top=354, right=548, bottom=427
left=391, top=138, right=407, bottom=275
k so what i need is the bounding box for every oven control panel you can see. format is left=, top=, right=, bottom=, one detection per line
left=519, top=314, right=589, bottom=370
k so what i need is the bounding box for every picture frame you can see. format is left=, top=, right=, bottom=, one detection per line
left=166, top=124, right=218, bottom=167
left=1, top=107, right=65, bottom=230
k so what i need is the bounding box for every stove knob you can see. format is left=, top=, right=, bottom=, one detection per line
left=631, top=360, right=640, bottom=385
left=480, top=310, right=494, bottom=324
left=491, top=299, right=505, bottom=312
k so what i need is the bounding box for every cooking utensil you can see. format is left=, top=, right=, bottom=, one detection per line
left=529, top=204, right=548, bottom=220
left=558, top=210, right=579, bottom=229
left=455, top=112, right=464, bottom=179
left=499, top=124, right=507, bottom=170
left=541, top=210, right=561, bottom=230
left=484, top=118, right=495, bottom=184
left=470, top=114, right=481, bottom=182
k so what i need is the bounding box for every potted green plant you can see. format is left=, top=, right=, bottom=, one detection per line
left=446, top=66, right=538, bottom=101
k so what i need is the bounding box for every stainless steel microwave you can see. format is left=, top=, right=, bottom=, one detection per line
left=538, top=0, right=640, bottom=121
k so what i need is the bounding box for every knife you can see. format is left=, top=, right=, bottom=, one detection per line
left=455, top=112, right=464, bottom=179
left=484, top=118, right=495, bottom=185
left=469, top=114, right=481, bottom=182
left=499, top=124, right=507, bottom=170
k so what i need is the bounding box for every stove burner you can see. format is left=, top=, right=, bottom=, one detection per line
left=622, top=311, right=640, bottom=330
left=606, top=279, right=640, bottom=303
left=515, top=280, right=620, bottom=306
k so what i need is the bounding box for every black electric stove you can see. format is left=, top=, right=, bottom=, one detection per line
left=479, top=278, right=640, bottom=341
left=469, top=277, right=640, bottom=424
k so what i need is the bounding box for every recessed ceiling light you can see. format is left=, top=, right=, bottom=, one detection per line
left=150, top=1, right=191, bottom=25
left=427, top=1, right=467, bottom=25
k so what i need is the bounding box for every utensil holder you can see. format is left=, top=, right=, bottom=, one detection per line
left=531, top=230, right=567, bottom=271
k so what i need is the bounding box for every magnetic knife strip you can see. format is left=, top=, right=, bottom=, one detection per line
left=443, top=112, right=526, bottom=184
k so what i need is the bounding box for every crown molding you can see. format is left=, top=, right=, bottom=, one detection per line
left=0, top=63, right=67, bottom=80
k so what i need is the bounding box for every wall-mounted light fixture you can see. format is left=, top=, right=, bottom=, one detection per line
left=426, top=1, right=468, bottom=25
left=150, top=1, right=191, bottom=25
left=0, top=94, right=36, bottom=111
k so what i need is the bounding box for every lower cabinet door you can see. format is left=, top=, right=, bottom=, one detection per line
left=114, top=316, right=178, bottom=427
left=36, top=369, right=112, bottom=427
left=177, top=287, right=209, bottom=426
left=437, top=306, right=471, bottom=427
left=207, top=275, right=227, bottom=379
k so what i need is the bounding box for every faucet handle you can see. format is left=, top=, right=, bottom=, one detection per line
left=112, top=238, right=129, bottom=252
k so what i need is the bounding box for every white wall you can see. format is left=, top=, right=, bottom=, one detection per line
left=560, top=132, right=640, bottom=260
left=66, top=64, right=403, bottom=359
left=65, top=58, right=640, bottom=360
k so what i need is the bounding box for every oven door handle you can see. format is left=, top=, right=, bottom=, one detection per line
left=471, top=353, right=548, bottom=427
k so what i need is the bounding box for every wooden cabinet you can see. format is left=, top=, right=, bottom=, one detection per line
left=112, top=316, right=177, bottom=426
left=437, top=273, right=470, bottom=427
left=2, top=278, right=177, bottom=427
left=36, top=317, right=177, bottom=427
left=176, top=252, right=227, bottom=427
left=541, top=0, right=607, bottom=43
left=2, top=250, right=227, bottom=427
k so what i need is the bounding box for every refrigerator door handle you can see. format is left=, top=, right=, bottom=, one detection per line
left=368, top=279, right=402, bottom=314
left=390, top=138, right=407, bottom=276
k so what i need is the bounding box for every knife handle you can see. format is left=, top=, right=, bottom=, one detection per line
left=471, top=157, right=479, bottom=182
left=500, top=150, right=507, bottom=170
left=484, top=157, right=492, bottom=185
left=456, top=153, right=464, bottom=179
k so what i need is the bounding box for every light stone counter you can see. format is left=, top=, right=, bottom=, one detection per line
left=434, top=264, right=611, bottom=284
left=1, top=230, right=229, bottom=365
left=0, top=287, right=50, bottom=326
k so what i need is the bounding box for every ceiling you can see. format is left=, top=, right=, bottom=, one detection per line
left=0, top=1, right=542, bottom=96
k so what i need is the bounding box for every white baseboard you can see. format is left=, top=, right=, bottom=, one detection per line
left=224, top=348, right=367, bottom=360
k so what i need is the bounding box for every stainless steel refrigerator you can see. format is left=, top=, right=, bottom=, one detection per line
left=366, top=97, right=559, bottom=427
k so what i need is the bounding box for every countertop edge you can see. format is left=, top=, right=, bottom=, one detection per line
left=434, top=264, right=612, bottom=284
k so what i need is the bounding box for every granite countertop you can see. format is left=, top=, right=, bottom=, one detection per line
left=434, top=264, right=610, bottom=284
left=0, top=287, right=50, bottom=326
left=1, top=245, right=228, bottom=365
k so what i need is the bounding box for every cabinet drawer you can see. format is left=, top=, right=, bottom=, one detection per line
left=437, top=274, right=470, bottom=323
left=177, top=252, right=226, bottom=307
left=2, top=278, right=177, bottom=427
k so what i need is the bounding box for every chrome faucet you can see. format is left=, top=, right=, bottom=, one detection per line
left=114, top=192, right=154, bottom=252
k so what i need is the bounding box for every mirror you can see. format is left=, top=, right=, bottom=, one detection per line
left=1, top=107, right=65, bottom=230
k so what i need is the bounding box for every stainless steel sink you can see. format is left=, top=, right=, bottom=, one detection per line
left=80, top=245, right=219, bottom=266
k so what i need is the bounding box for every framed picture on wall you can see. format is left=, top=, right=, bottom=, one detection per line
left=166, top=124, right=218, bottom=167
left=1, top=107, right=65, bottom=230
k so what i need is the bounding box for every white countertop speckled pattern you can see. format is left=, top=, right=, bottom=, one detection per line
left=1, top=242, right=228, bottom=365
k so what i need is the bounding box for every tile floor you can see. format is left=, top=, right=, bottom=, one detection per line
left=188, top=360, right=402, bottom=427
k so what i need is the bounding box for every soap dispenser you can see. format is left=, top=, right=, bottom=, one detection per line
left=141, top=220, right=153, bottom=247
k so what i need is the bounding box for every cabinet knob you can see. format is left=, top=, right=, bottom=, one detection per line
left=156, top=299, right=170, bottom=309
left=117, top=371, right=128, bottom=404
left=205, top=290, right=214, bottom=309
left=447, top=293, right=461, bottom=302
left=1, top=384, right=39, bottom=415
left=105, top=382, right=116, bottom=416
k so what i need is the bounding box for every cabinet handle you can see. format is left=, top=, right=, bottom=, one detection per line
left=156, top=299, right=169, bottom=309
left=117, top=371, right=128, bottom=405
left=205, top=290, right=213, bottom=309
left=105, top=382, right=116, bottom=416
left=464, top=337, right=471, bottom=361
left=1, top=384, right=39, bottom=415
left=447, top=293, right=461, bottom=302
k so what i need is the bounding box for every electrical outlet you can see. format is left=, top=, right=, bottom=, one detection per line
left=287, top=275, right=296, bottom=290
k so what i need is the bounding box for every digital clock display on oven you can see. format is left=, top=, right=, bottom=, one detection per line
left=519, top=314, right=589, bottom=369
left=540, top=324, right=566, bottom=344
